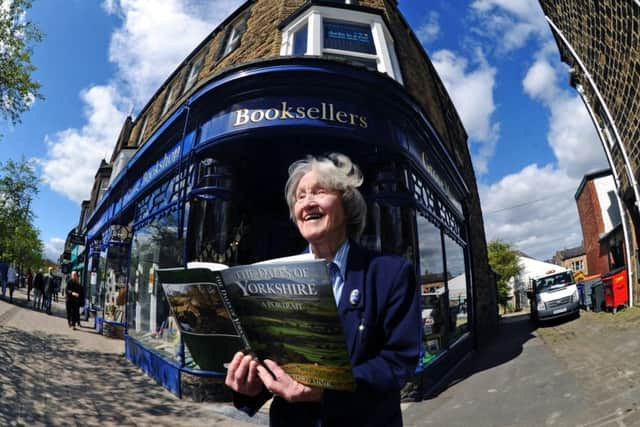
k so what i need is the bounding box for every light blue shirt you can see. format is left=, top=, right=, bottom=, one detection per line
left=308, top=240, right=350, bottom=306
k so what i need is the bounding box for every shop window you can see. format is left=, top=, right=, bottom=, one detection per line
left=86, top=246, right=102, bottom=312
left=360, top=165, right=417, bottom=263
left=103, top=244, right=129, bottom=322
left=183, top=56, right=204, bottom=94
left=444, top=234, right=468, bottom=345
left=127, top=211, right=184, bottom=363
left=280, top=6, right=403, bottom=83
left=416, top=215, right=447, bottom=366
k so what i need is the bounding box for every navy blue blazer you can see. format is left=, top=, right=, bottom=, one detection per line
left=234, top=242, right=422, bottom=426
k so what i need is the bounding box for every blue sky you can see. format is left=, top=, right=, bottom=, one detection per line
left=0, top=0, right=608, bottom=261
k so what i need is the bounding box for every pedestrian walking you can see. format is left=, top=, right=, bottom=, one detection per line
left=0, top=260, right=8, bottom=299
left=43, top=267, right=54, bottom=314
left=53, top=275, right=61, bottom=303
left=66, top=271, right=83, bottom=329
left=26, top=269, right=33, bottom=302
left=33, top=269, right=44, bottom=311
left=7, top=264, right=17, bottom=303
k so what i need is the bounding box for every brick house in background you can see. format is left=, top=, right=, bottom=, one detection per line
left=575, top=169, right=624, bottom=276
left=552, top=245, right=587, bottom=276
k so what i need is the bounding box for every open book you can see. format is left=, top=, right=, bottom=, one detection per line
left=157, top=255, right=356, bottom=391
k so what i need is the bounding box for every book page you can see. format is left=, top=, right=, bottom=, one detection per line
left=221, top=259, right=355, bottom=391
left=157, top=267, right=245, bottom=372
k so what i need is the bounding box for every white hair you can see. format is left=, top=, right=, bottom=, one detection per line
left=285, top=153, right=367, bottom=239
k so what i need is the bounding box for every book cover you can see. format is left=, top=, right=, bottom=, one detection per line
left=158, top=259, right=356, bottom=391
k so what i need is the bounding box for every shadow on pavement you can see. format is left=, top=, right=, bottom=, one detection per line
left=427, top=313, right=537, bottom=398
left=0, top=326, right=224, bottom=425
left=0, top=290, right=243, bottom=425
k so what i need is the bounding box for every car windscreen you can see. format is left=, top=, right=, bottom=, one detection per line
left=535, top=272, right=573, bottom=291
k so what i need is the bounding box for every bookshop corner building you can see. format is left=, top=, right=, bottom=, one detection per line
left=60, top=0, right=497, bottom=401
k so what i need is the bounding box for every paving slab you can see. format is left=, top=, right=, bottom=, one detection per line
left=0, top=287, right=264, bottom=426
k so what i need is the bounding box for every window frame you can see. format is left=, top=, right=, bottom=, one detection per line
left=135, top=115, right=148, bottom=147
left=216, top=10, right=251, bottom=63
left=160, top=83, right=177, bottom=118
left=280, top=6, right=403, bottom=84
left=183, top=56, right=204, bottom=95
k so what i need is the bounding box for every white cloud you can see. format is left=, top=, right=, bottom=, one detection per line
left=431, top=49, right=499, bottom=174
left=470, top=0, right=548, bottom=51
left=39, top=85, right=127, bottom=203
left=107, top=0, right=243, bottom=106
left=480, top=164, right=582, bottom=260
left=44, top=237, right=66, bottom=261
left=38, top=0, right=244, bottom=203
left=416, top=11, right=440, bottom=45
left=523, top=50, right=606, bottom=179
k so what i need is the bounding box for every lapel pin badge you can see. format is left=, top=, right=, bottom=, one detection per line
left=349, top=289, right=360, bottom=306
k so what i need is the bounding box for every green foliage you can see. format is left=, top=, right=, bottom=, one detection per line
left=487, top=240, right=523, bottom=308
left=0, top=0, right=44, bottom=128
left=0, top=157, right=43, bottom=268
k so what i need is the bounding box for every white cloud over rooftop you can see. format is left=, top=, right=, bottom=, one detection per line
left=38, top=0, right=244, bottom=203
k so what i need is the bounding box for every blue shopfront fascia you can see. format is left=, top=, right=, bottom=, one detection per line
left=81, top=58, right=473, bottom=396
left=86, top=59, right=468, bottom=244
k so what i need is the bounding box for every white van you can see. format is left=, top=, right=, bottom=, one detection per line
left=528, top=270, right=580, bottom=323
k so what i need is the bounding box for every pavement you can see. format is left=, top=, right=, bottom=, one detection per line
left=4, top=284, right=640, bottom=426
left=0, top=286, right=265, bottom=426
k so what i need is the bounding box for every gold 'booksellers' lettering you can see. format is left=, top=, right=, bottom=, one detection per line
left=233, top=101, right=368, bottom=129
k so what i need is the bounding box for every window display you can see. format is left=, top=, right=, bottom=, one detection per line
left=416, top=214, right=447, bottom=365
left=444, top=234, right=469, bottom=344
left=103, top=244, right=129, bottom=322
left=127, top=211, right=184, bottom=362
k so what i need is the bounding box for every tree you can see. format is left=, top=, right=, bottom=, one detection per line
left=0, top=157, right=43, bottom=267
left=487, top=240, right=523, bottom=312
left=0, top=0, right=43, bottom=128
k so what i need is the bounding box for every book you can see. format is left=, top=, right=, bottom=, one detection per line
left=157, top=256, right=356, bottom=391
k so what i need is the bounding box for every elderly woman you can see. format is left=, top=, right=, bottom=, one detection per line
left=225, top=153, right=421, bottom=426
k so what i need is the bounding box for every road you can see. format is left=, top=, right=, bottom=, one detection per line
left=404, top=310, right=640, bottom=427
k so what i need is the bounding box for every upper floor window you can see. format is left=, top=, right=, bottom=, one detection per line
left=216, top=10, right=251, bottom=61
left=160, top=84, right=177, bottom=117
left=281, top=6, right=403, bottom=83
left=183, top=56, right=204, bottom=94
left=135, top=115, right=148, bottom=147
left=98, top=178, right=109, bottom=202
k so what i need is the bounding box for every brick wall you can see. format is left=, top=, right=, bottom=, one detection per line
left=576, top=181, right=610, bottom=275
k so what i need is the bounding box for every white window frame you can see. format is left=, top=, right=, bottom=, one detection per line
left=223, top=24, right=242, bottom=57
left=160, top=84, right=177, bottom=117
left=135, top=115, right=148, bottom=146
left=183, top=57, right=204, bottom=94
left=280, top=6, right=403, bottom=84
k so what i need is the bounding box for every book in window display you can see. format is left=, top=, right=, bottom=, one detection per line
left=157, top=256, right=356, bottom=391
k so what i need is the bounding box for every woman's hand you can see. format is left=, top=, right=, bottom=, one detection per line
left=225, top=352, right=264, bottom=397
left=256, top=359, right=323, bottom=402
